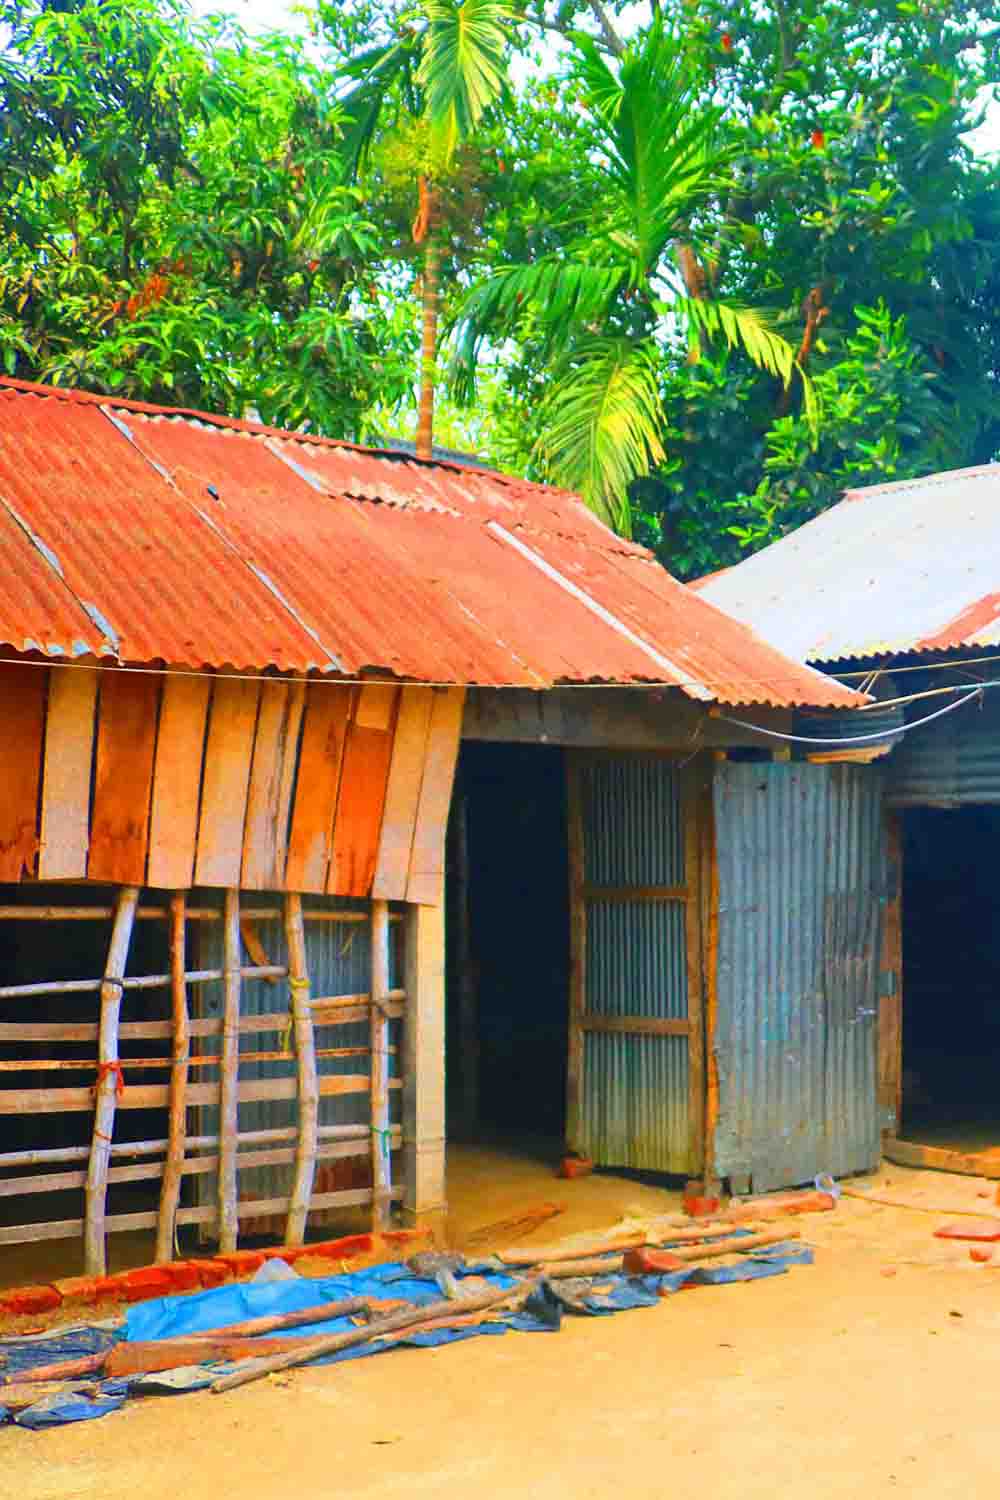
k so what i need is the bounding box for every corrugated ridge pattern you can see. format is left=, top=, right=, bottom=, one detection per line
left=580, top=760, right=684, bottom=886
left=888, top=691, right=1000, bottom=805
left=586, top=902, right=687, bottom=1021
left=712, top=764, right=883, bottom=1191
left=0, top=381, right=865, bottom=706
left=579, top=1033, right=690, bottom=1173
left=699, top=463, right=1000, bottom=665
left=578, top=756, right=692, bottom=1173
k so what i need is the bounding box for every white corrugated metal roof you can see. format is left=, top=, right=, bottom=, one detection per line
left=698, top=464, right=1000, bottom=663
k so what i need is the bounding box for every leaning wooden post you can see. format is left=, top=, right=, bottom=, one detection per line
left=370, top=899, right=392, bottom=1231
left=85, top=885, right=139, bottom=1277
left=156, top=892, right=190, bottom=1263
left=284, top=891, right=318, bottom=1246
left=218, top=888, right=241, bottom=1253
left=402, top=898, right=446, bottom=1230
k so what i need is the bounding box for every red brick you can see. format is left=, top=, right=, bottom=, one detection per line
left=1, top=1284, right=61, bottom=1316
left=53, top=1275, right=105, bottom=1305
left=213, top=1251, right=266, bottom=1277
left=296, top=1233, right=372, bottom=1261
left=187, top=1259, right=230, bottom=1288
left=622, top=1247, right=686, bottom=1275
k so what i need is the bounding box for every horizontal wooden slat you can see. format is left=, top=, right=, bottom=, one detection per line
left=883, top=1138, right=1000, bottom=1180
left=0, top=1075, right=400, bottom=1115
left=0, top=1132, right=402, bottom=1198
left=578, top=1015, right=692, bottom=1037
left=0, top=1121, right=375, bottom=1171
left=582, top=885, right=690, bottom=903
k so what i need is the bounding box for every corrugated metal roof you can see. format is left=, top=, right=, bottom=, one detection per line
left=0, top=377, right=863, bottom=705
left=699, top=464, right=1000, bottom=664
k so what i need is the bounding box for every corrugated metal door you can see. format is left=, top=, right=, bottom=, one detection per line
left=567, top=755, right=702, bottom=1175
left=712, top=763, right=883, bottom=1192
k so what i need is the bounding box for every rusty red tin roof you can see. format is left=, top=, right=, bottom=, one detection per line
left=0, top=378, right=862, bottom=705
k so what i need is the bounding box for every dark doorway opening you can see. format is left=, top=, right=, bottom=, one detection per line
left=901, top=806, right=1000, bottom=1149
left=447, top=743, right=570, bottom=1148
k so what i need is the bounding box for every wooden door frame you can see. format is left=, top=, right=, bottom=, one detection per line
left=565, top=749, right=710, bottom=1176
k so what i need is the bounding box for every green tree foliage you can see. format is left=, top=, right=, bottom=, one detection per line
left=0, top=0, right=417, bottom=434
left=458, top=0, right=1000, bottom=572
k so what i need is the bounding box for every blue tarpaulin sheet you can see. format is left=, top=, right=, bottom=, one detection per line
left=0, top=1243, right=813, bottom=1429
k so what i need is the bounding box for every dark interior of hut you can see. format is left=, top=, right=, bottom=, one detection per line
left=901, top=805, right=1000, bottom=1151
left=446, top=743, right=570, bottom=1156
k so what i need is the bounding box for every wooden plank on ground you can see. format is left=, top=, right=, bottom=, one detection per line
left=0, top=662, right=46, bottom=881
left=38, top=665, right=97, bottom=880
left=372, top=686, right=433, bottom=901
left=882, top=1138, right=1000, bottom=1180
left=285, top=684, right=354, bottom=893
left=194, top=676, right=260, bottom=888
left=147, top=675, right=211, bottom=890
left=242, top=681, right=305, bottom=890
left=406, top=687, right=464, bottom=906
left=88, top=671, right=160, bottom=885
left=327, top=686, right=399, bottom=898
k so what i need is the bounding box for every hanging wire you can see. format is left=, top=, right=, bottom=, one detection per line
left=715, top=683, right=985, bottom=747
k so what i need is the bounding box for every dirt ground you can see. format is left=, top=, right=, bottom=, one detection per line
left=5, top=1141, right=1000, bottom=1500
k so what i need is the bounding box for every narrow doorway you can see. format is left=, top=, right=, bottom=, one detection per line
left=446, top=743, right=570, bottom=1152
left=901, top=806, right=1000, bottom=1149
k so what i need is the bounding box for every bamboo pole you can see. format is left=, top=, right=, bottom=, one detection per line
left=156, top=892, right=190, bottom=1263
left=218, top=889, right=241, bottom=1253
left=212, top=1282, right=527, bottom=1395
left=370, top=899, right=392, bottom=1232
left=84, top=885, right=139, bottom=1277
left=284, top=891, right=318, bottom=1247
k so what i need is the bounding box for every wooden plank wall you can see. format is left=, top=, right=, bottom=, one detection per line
left=4, top=665, right=464, bottom=904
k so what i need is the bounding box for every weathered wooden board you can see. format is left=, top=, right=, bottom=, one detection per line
left=372, top=687, right=434, bottom=902
left=242, top=681, right=305, bottom=890
left=406, top=687, right=464, bottom=905
left=328, top=686, right=400, bottom=899
left=285, top=685, right=354, bottom=893
left=146, top=675, right=211, bottom=890
left=38, top=665, right=98, bottom=880
left=88, top=672, right=160, bottom=885
left=194, top=676, right=260, bottom=888
left=0, top=662, right=46, bottom=882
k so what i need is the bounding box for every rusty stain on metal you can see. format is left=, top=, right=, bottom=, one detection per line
left=0, top=378, right=863, bottom=704
left=700, top=463, right=1000, bottom=665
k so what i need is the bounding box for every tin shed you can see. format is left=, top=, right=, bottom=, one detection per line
left=0, top=379, right=867, bottom=1279
left=700, top=463, right=1000, bottom=1181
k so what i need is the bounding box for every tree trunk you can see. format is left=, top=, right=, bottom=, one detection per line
left=415, top=230, right=442, bottom=461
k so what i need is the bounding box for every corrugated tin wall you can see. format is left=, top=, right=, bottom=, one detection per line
left=575, top=758, right=694, bottom=1175
left=888, top=691, right=1000, bottom=806
left=193, top=893, right=401, bottom=1228
left=712, top=763, right=883, bottom=1191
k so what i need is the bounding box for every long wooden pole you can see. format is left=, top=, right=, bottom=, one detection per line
left=212, top=1282, right=526, bottom=1395
left=156, top=892, right=190, bottom=1262
left=84, top=886, right=139, bottom=1276
left=284, top=891, right=318, bottom=1246
left=218, top=889, right=241, bottom=1253
left=370, top=899, right=392, bottom=1232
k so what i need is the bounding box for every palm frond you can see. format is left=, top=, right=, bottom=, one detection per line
left=418, top=0, right=517, bottom=161
left=337, top=42, right=416, bottom=179
left=450, top=258, right=629, bottom=389
left=533, top=336, right=666, bottom=534
left=677, top=297, right=818, bottom=430
left=573, top=24, right=733, bottom=278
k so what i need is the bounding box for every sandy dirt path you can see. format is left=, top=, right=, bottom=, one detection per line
left=5, top=1147, right=1000, bottom=1500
